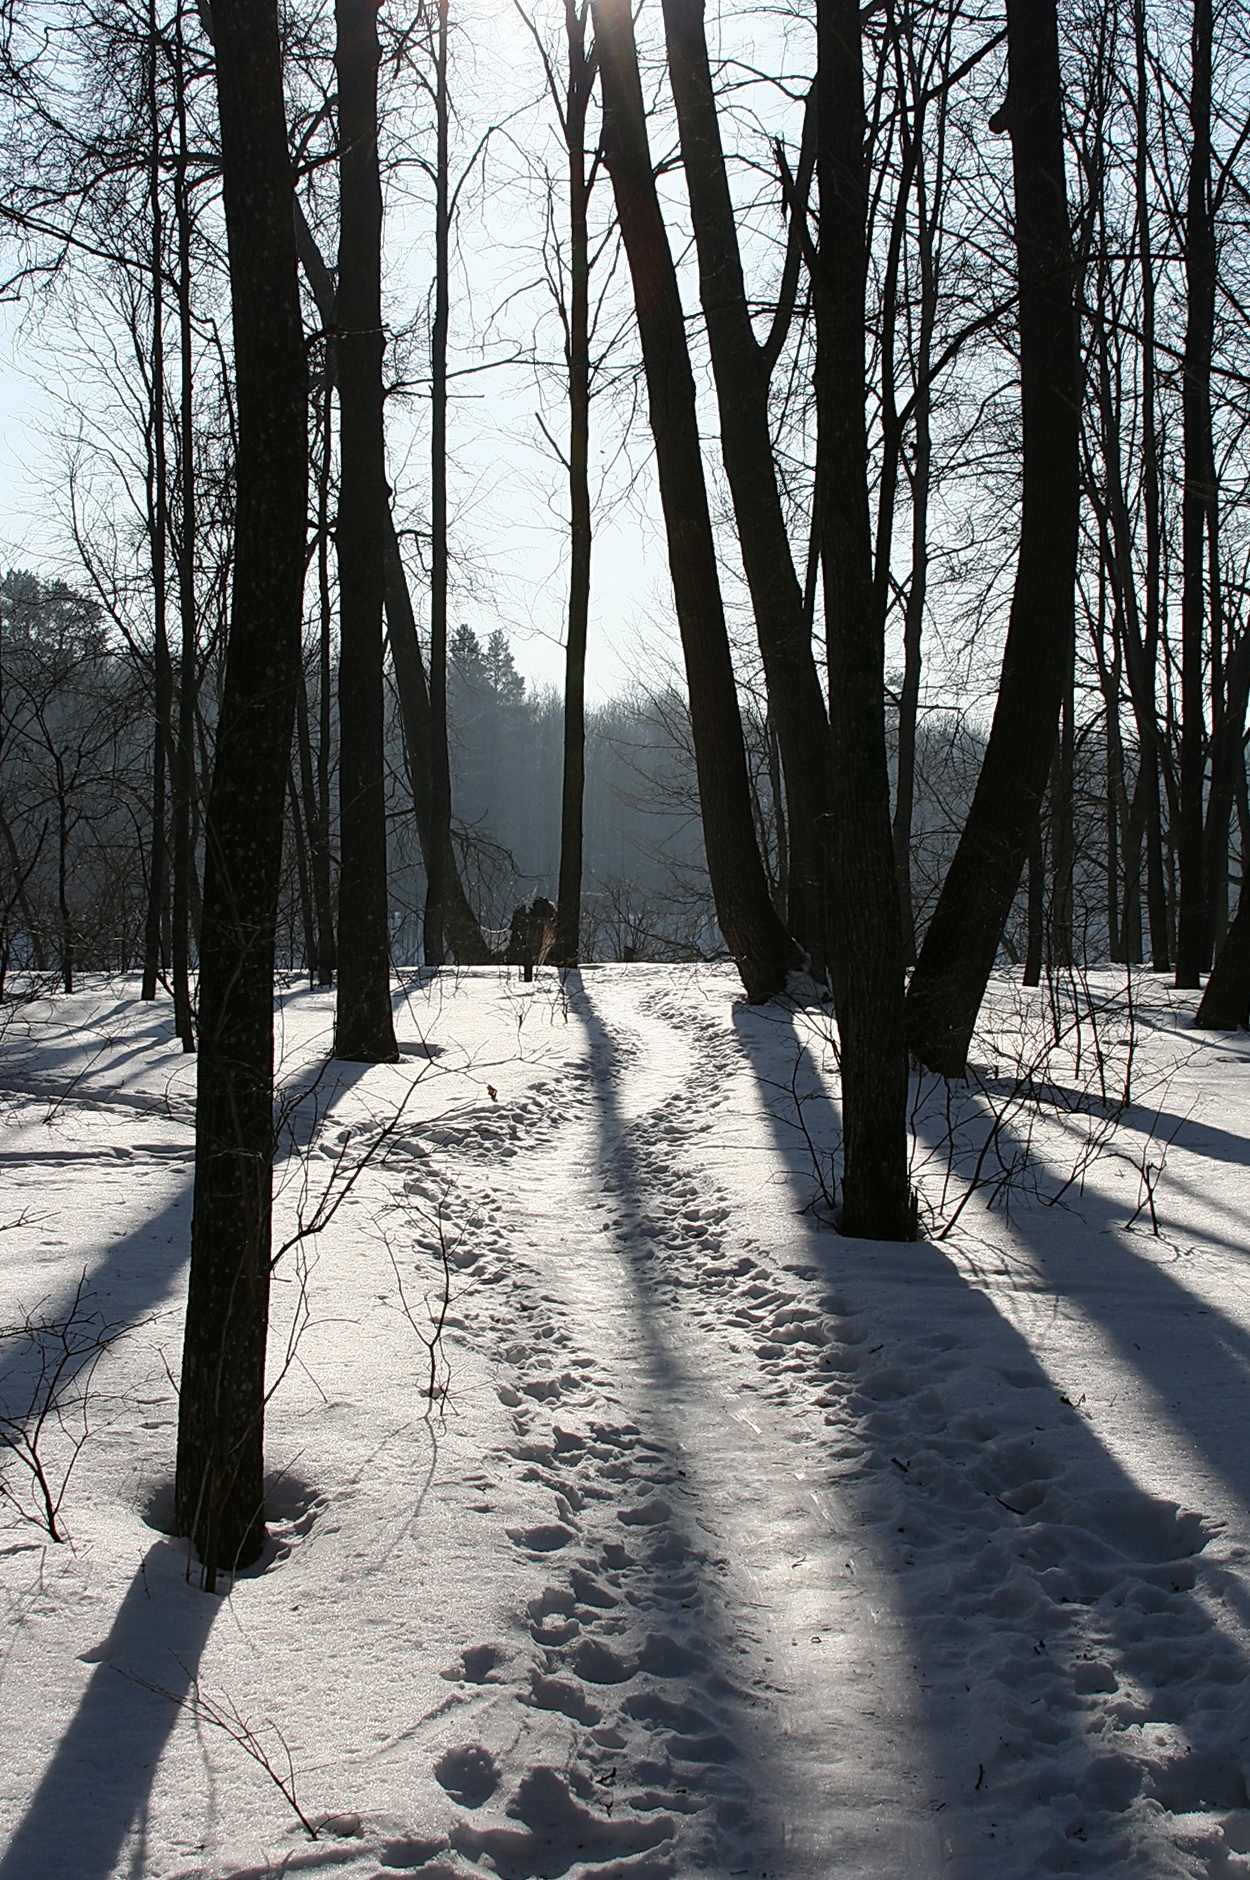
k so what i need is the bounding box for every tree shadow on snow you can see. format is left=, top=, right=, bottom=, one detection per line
left=0, top=1541, right=220, bottom=1880
left=731, top=997, right=1250, bottom=1879
left=551, top=973, right=789, bottom=1873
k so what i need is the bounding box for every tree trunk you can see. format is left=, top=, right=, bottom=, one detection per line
left=1202, top=629, right=1250, bottom=961
left=812, top=0, right=912, bottom=1238
left=553, top=0, right=594, bottom=969
left=312, top=391, right=338, bottom=984
left=1023, top=821, right=1043, bottom=985
left=904, top=0, right=1079, bottom=1075
left=661, top=0, right=832, bottom=971
left=383, top=528, right=494, bottom=961
left=293, top=196, right=489, bottom=967
left=1175, top=0, right=1215, bottom=987
left=174, top=0, right=309, bottom=1588
left=172, top=18, right=198, bottom=1053
left=592, top=0, right=797, bottom=1002
left=1132, top=0, right=1170, bottom=973
left=141, top=10, right=172, bottom=1007
left=333, top=0, right=398, bottom=1060
left=288, top=762, right=317, bottom=977
left=1195, top=886, right=1250, bottom=1028
left=424, top=0, right=454, bottom=969
left=293, top=651, right=334, bottom=983
left=894, top=352, right=932, bottom=967
left=1049, top=680, right=1074, bottom=965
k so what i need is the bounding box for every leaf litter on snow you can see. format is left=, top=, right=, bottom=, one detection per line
left=0, top=966, right=1249, bottom=1876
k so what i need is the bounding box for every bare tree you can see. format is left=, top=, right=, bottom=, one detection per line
left=905, top=0, right=1080, bottom=1076
left=591, top=0, right=796, bottom=1002
left=174, top=0, right=309, bottom=1586
left=332, top=0, right=399, bottom=1060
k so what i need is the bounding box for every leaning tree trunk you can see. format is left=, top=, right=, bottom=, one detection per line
left=661, top=0, right=834, bottom=972
left=332, top=0, right=398, bottom=1060
left=174, top=0, right=309, bottom=1588
left=904, top=0, right=1079, bottom=1075
left=592, top=0, right=797, bottom=1001
left=812, top=0, right=912, bottom=1238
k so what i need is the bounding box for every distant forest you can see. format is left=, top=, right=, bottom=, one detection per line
left=5, top=570, right=1044, bottom=983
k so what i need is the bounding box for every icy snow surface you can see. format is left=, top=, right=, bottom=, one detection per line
left=1, top=963, right=1249, bottom=1879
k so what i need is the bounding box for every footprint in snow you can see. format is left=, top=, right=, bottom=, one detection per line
left=508, top=1521, right=575, bottom=1554
left=434, top=1743, right=500, bottom=1808
left=449, top=1765, right=676, bottom=1880
left=442, top=1643, right=507, bottom=1684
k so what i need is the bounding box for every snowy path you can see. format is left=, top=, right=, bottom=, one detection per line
left=2, top=966, right=1250, bottom=1878
left=414, top=971, right=942, bottom=1877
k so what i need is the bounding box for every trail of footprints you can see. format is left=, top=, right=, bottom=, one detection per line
left=390, top=978, right=1250, bottom=1877
left=383, top=1033, right=758, bottom=1876
left=632, top=983, right=1250, bottom=1874
left=430, top=1264, right=765, bottom=1874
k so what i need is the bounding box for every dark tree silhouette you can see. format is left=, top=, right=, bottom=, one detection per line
left=811, top=0, right=912, bottom=1237
left=332, top=0, right=398, bottom=1060
left=661, top=0, right=834, bottom=973
left=592, top=0, right=796, bottom=1002
left=905, top=0, right=1079, bottom=1076
left=174, top=0, right=309, bottom=1586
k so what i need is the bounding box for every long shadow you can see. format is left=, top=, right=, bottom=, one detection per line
left=978, top=1072, right=1250, bottom=1180
left=731, top=997, right=1250, bottom=1876
left=0, top=1186, right=193, bottom=1422
left=943, top=1074, right=1250, bottom=1528
left=0, top=986, right=379, bottom=1480
left=0, top=1542, right=220, bottom=1880
left=556, top=973, right=792, bottom=1870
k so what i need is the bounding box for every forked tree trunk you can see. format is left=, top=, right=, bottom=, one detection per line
left=904, top=0, right=1079, bottom=1075
left=592, top=0, right=796, bottom=1002
left=812, top=0, right=912, bottom=1238
left=661, top=0, right=833, bottom=971
left=174, top=0, right=309, bottom=1587
left=333, top=0, right=398, bottom=1060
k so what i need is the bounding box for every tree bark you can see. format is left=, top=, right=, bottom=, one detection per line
left=592, top=0, right=797, bottom=1001
left=333, top=0, right=398, bottom=1059
left=174, top=0, right=309, bottom=1587
left=904, top=0, right=1079, bottom=1075
left=812, top=0, right=912, bottom=1237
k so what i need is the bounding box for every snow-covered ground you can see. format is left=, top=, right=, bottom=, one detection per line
left=1, top=962, right=1249, bottom=1880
